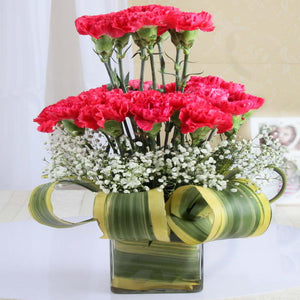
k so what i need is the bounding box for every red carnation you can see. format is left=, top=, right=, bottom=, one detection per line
left=75, top=13, right=127, bottom=38
left=186, top=76, right=245, bottom=94
left=211, top=92, right=265, bottom=115
left=185, top=76, right=264, bottom=116
left=34, top=96, right=83, bottom=132
left=99, top=95, right=130, bottom=123
left=127, top=90, right=173, bottom=131
left=34, top=86, right=130, bottom=132
left=179, top=97, right=233, bottom=134
left=125, top=5, right=180, bottom=36
left=165, top=11, right=215, bottom=32
left=76, top=105, right=101, bottom=130
left=128, top=80, right=155, bottom=91
left=112, top=10, right=161, bottom=34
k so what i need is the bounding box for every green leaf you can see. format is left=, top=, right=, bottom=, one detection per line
left=93, top=189, right=170, bottom=242
left=124, top=72, right=130, bottom=88
left=171, top=110, right=181, bottom=127
left=100, top=120, right=123, bottom=138
left=145, top=123, right=162, bottom=137
left=28, top=178, right=100, bottom=228
left=160, top=53, right=166, bottom=71
left=111, top=240, right=201, bottom=292
left=61, top=120, right=85, bottom=136
left=190, top=127, right=211, bottom=145
left=233, top=111, right=252, bottom=132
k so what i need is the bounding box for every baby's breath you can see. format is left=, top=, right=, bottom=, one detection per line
left=44, top=126, right=286, bottom=195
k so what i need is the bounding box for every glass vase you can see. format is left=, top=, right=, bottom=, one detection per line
left=110, top=239, right=203, bottom=293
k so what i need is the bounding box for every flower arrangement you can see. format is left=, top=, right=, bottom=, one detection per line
left=30, top=5, right=287, bottom=294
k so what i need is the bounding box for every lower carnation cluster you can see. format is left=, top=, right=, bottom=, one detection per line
left=34, top=76, right=264, bottom=135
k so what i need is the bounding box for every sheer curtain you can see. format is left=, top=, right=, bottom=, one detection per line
left=0, top=0, right=129, bottom=190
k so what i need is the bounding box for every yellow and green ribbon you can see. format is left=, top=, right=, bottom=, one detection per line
left=28, top=173, right=286, bottom=245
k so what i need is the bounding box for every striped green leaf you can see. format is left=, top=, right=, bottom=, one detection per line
left=28, top=178, right=100, bottom=228
left=29, top=170, right=286, bottom=245
left=93, top=188, right=170, bottom=242
left=166, top=179, right=272, bottom=245
left=111, top=240, right=202, bottom=292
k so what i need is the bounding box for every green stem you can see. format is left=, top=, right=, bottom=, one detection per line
left=117, top=48, right=127, bottom=93
left=148, top=46, right=157, bottom=90
left=139, top=48, right=146, bottom=91
left=115, top=136, right=123, bottom=156
left=123, top=119, right=135, bottom=150
left=104, top=61, right=115, bottom=87
left=181, top=51, right=189, bottom=92
left=156, top=132, right=161, bottom=147
left=175, top=46, right=181, bottom=92
left=157, top=43, right=166, bottom=92
left=172, top=127, right=180, bottom=149
left=130, top=117, right=138, bottom=136
left=118, top=58, right=126, bottom=92
left=105, top=58, right=119, bottom=89
left=164, top=122, right=171, bottom=149
left=149, top=136, right=156, bottom=151
left=103, top=132, right=117, bottom=154
left=180, top=132, right=185, bottom=145
left=207, top=128, right=217, bottom=142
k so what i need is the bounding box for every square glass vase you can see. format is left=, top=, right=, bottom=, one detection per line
left=110, top=239, right=203, bottom=293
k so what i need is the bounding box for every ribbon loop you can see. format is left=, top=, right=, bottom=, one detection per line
left=165, top=180, right=272, bottom=245
left=28, top=178, right=100, bottom=228
left=93, top=189, right=170, bottom=242
left=29, top=177, right=282, bottom=245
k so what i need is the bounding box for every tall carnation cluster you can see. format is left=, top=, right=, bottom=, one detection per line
left=34, top=76, right=264, bottom=134
left=34, top=4, right=286, bottom=198
left=75, top=5, right=214, bottom=39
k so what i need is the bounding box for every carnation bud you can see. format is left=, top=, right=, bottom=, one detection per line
left=133, top=26, right=158, bottom=48
left=180, top=30, right=198, bottom=50
left=169, top=29, right=181, bottom=47
left=169, top=29, right=198, bottom=52
left=92, top=35, right=114, bottom=62
left=156, top=31, right=169, bottom=43
left=115, top=33, right=131, bottom=50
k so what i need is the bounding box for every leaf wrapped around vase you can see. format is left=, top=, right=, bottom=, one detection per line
left=30, top=4, right=287, bottom=294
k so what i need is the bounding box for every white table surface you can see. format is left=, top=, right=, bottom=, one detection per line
left=0, top=219, right=300, bottom=300
left=1, top=190, right=300, bottom=300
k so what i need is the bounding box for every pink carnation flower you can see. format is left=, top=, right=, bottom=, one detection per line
left=127, top=90, right=173, bottom=131
left=186, top=76, right=245, bottom=94
left=75, top=13, right=126, bottom=39
left=34, top=96, right=82, bottom=132
left=179, top=97, right=233, bottom=134
left=75, top=5, right=214, bottom=38
left=185, top=76, right=264, bottom=115
left=76, top=105, right=102, bottom=130
left=34, top=86, right=130, bottom=132
left=165, top=11, right=215, bottom=32
left=128, top=80, right=156, bottom=91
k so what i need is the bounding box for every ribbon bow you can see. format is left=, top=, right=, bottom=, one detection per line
left=29, top=172, right=285, bottom=245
